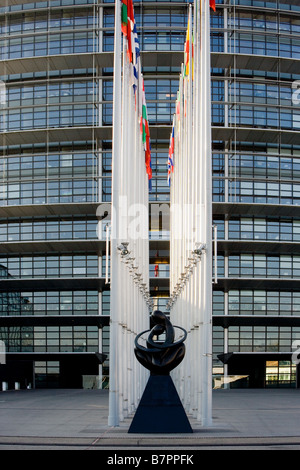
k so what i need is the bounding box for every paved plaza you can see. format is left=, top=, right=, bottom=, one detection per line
left=0, top=387, right=300, bottom=450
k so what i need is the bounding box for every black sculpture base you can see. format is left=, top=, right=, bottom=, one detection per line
left=128, top=375, right=193, bottom=434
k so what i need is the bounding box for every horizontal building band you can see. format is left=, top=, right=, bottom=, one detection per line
left=217, top=352, right=294, bottom=366
left=0, top=238, right=169, bottom=254
left=0, top=276, right=159, bottom=292
left=0, top=203, right=171, bottom=237
left=269, top=0, right=299, bottom=4
left=1, top=124, right=299, bottom=147
left=0, top=52, right=182, bottom=76
left=153, top=202, right=300, bottom=233
left=0, top=52, right=114, bottom=76
left=0, top=0, right=54, bottom=5
left=0, top=50, right=299, bottom=78
left=0, top=315, right=109, bottom=327
left=0, top=126, right=111, bottom=146
left=1, top=0, right=299, bottom=7
left=5, top=274, right=298, bottom=293
left=0, top=202, right=171, bottom=220
left=213, top=314, right=300, bottom=328
left=213, top=202, right=300, bottom=218
left=0, top=51, right=182, bottom=76
left=212, top=126, right=300, bottom=146
left=0, top=203, right=100, bottom=218
left=150, top=277, right=169, bottom=288
left=0, top=240, right=106, bottom=255
left=215, top=277, right=300, bottom=291
left=5, top=351, right=107, bottom=364
left=0, top=277, right=108, bottom=292
left=217, top=240, right=300, bottom=255
left=152, top=202, right=300, bottom=224
left=152, top=125, right=300, bottom=145
left=211, top=52, right=300, bottom=75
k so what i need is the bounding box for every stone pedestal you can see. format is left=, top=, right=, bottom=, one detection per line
left=128, top=375, right=193, bottom=434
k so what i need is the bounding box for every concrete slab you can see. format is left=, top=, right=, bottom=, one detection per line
left=0, top=388, right=299, bottom=450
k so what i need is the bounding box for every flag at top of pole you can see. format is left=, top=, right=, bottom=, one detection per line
left=183, top=14, right=191, bottom=78
left=121, top=0, right=134, bottom=61
left=209, top=0, right=216, bottom=11
left=167, top=115, right=175, bottom=186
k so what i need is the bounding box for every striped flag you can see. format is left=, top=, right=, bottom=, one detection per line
left=121, top=0, right=134, bottom=61
left=183, top=11, right=194, bottom=81
left=167, top=116, right=175, bottom=186
left=132, top=20, right=140, bottom=95
left=183, top=16, right=191, bottom=78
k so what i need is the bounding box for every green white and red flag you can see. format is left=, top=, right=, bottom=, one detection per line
left=121, top=0, right=135, bottom=61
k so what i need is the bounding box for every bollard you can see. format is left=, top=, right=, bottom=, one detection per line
left=15, top=382, right=20, bottom=390
left=2, top=382, right=8, bottom=391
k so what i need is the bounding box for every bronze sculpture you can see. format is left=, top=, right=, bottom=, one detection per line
left=134, top=310, right=187, bottom=375
left=128, top=310, right=193, bottom=433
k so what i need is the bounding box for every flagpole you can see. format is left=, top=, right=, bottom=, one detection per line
left=121, top=39, right=130, bottom=421
left=198, top=0, right=213, bottom=426
left=108, top=0, right=122, bottom=427
left=203, top=0, right=213, bottom=427
left=187, top=2, right=193, bottom=411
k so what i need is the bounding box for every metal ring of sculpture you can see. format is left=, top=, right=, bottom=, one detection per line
left=134, top=326, right=187, bottom=352
left=134, top=310, right=187, bottom=375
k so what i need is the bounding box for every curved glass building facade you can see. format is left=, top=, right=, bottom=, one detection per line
left=0, top=0, right=299, bottom=389
left=211, top=0, right=300, bottom=388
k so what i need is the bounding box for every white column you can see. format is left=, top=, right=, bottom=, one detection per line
left=108, top=0, right=122, bottom=427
